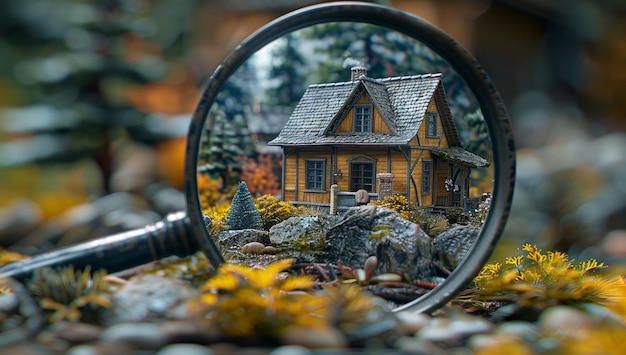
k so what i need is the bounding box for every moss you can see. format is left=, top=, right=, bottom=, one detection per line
left=369, top=224, right=392, bottom=240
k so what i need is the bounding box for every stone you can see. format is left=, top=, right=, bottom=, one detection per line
left=157, top=343, right=213, bottom=355
left=217, top=229, right=271, bottom=251
left=394, top=311, right=432, bottom=335
left=268, top=205, right=436, bottom=279
left=280, top=326, right=348, bottom=349
left=0, top=292, right=19, bottom=314
left=103, top=275, right=200, bottom=325
left=99, top=323, right=168, bottom=350
left=0, top=198, right=43, bottom=246
left=539, top=306, right=593, bottom=335
left=49, top=322, right=103, bottom=344
left=355, top=189, right=370, bottom=205
left=496, top=321, right=540, bottom=342
left=269, top=215, right=336, bottom=262
left=269, top=345, right=312, bottom=355
left=432, top=226, right=480, bottom=270
left=241, top=242, right=266, bottom=254
left=326, top=206, right=434, bottom=278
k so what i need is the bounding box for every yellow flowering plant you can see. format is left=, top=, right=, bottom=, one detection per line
left=455, top=244, right=626, bottom=319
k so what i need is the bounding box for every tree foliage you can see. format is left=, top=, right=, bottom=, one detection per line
left=224, top=181, right=263, bottom=231
left=0, top=0, right=195, bottom=193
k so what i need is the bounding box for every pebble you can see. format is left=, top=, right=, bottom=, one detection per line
left=416, top=319, right=459, bottom=344
left=67, top=343, right=136, bottom=355
left=269, top=345, right=313, bottom=355
left=104, top=274, right=200, bottom=324
left=100, top=322, right=168, bottom=350
left=446, top=316, right=493, bottom=337
left=157, top=319, right=221, bottom=344
left=0, top=198, right=43, bottom=245
left=280, top=326, right=348, bottom=349
left=468, top=333, right=532, bottom=354
left=394, top=336, right=444, bottom=354
left=539, top=306, right=593, bottom=335
left=157, top=343, right=213, bottom=355
left=393, top=311, right=431, bottom=335
left=0, top=292, right=19, bottom=314
left=242, top=242, right=266, bottom=254
left=48, top=322, right=103, bottom=344
left=496, top=321, right=540, bottom=342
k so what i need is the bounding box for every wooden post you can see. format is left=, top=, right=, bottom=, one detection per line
left=330, top=184, right=340, bottom=214
left=377, top=172, right=395, bottom=200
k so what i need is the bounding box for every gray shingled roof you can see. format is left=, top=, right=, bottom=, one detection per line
left=432, top=147, right=490, bottom=168
left=268, top=73, right=454, bottom=146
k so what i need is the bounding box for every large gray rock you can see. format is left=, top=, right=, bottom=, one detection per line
left=268, top=205, right=435, bottom=279
left=432, top=226, right=480, bottom=270
left=269, top=215, right=338, bottom=262
left=326, top=206, right=434, bottom=279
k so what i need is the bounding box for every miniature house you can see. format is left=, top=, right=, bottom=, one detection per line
left=268, top=67, right=489, bottom=211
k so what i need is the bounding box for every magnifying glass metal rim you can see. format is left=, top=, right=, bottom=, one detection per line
left=185, top=1, right=516, bottom=314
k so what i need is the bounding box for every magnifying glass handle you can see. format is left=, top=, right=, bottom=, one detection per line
left=0, top=211, right=209, bottom=282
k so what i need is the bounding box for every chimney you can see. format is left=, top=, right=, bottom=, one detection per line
left=351, top=66, right=367, bottom=81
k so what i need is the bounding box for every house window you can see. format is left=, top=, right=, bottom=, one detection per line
left=351, top=163, right=374, bottom=192
left=426, top=112, right=437, bottom=137
left=305, top=159, right=326, bottom=191
left=422, top=159, right=432, bottom=194
left=354, top=105, right=372, bottom=132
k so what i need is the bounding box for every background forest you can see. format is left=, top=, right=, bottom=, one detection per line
left=1, top=0, right=625, bottom=270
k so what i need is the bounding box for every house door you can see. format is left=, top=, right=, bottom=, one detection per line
left=351, top=163, right=374, bottom=192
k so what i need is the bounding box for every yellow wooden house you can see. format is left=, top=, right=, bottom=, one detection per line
left=268, top=67, right=489, bottom=211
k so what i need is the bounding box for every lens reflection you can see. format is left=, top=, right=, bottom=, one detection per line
left=197, top=22, right=494, bottom=307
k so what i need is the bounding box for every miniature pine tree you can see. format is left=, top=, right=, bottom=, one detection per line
left=224, top=181, right=264, bottom=230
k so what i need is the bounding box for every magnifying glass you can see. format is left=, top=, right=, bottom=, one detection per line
left=0, top=2, right=515, bottom=314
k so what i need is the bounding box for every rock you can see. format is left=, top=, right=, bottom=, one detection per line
left=145, top=183, right=186, bottom=215
left=217, top=229, right=271, bottom=251
left=355, top=189, right=370, bottom=205
left=0, top=198, right=43, bottom=246
left=326, top=206, right=434, bottom=278
left=263, top=246, right=277, bottom=254
left=446, top=316, right=493, bottom=337
left=416, top=318, right=459, bottom=344
left=539, top=306, right=593, bottom=335
left=269, top=345, right=312, bottom=355
left=157, top=343, right=213, bottom=355
left=432, top=226, right=480, bottom=270
left=67, top=343, right=136, bottom=355
left=241, top=242, right=266, bottom=254
left=48, top=322, right=103, bottom=344
left=103, top=275, right=200, bottom=325
left=496, top=321, right=540, bottom=342
left=269, top=215, right=337, bottom=262
left=394, top=336, right=445, bottom=354
left=395, top=311, right=432, bottom=335
left=100, top=323, right=168, bottom=350
left=156, top=319, right=221, bottom=344
left=0, top=292, right=19, bottom=314
left=268, top=206, right=436, bottom=279
left=280, top=326, right=348, bottom=349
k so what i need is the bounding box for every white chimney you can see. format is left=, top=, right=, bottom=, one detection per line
left=351, top=66, right=367, bottom=81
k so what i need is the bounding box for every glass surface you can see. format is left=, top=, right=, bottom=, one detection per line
left=184, top=2, right=515, bottom=313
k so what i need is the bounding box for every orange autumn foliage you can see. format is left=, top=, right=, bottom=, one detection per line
left=125, top=65, right=201, bottom=115
left=237, top=155, right=281, bottom=197
left=155, top=136, right=187, bottom=189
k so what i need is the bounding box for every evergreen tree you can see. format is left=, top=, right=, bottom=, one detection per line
left=0, top=0, right=195, bottom=193
left=294, top=23, right=480, bottom=122
left=266, top=34, right=308, bottom=108
left=197, top=104, right=256, bottom=188
left=197, top=59, right=257, bottom=188
left=224, top=181, right=264, bottom=231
